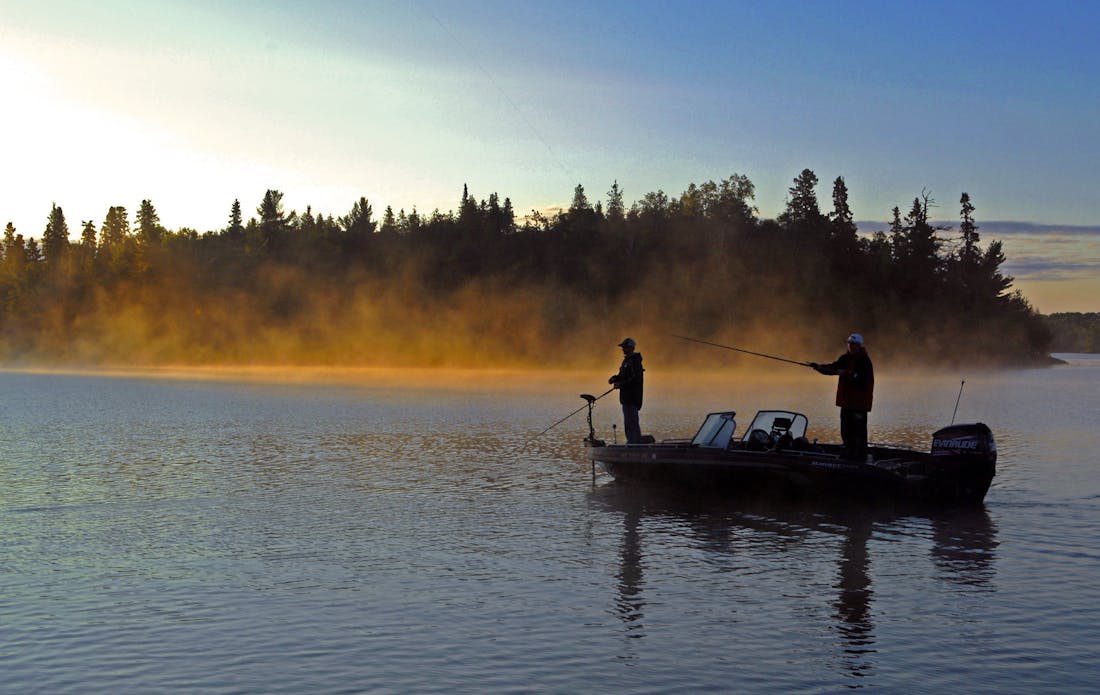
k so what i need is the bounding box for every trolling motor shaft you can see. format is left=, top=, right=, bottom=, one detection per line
left=580, top=393, right=597, bottom=441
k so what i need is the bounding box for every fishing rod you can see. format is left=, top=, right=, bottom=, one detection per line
left=950, top=380, right=966, bottom=425
left=520, top=388, right=614, bottom=451
left=671, top=334, right=811, bottom=367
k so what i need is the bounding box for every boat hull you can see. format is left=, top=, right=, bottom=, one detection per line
left=585, top=439, right=995, bottom=507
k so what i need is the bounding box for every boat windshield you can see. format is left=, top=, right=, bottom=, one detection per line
left=741, top=410, right=808, bottom=441
left=691, top=412, right=737, bottom=448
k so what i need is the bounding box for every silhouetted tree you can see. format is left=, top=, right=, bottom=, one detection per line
left=778, top=168, right=826, bottom=232
left=255, top=189, right=288, bottom=254
left=76, top=220, right=98, bottom=272
left=380, top=205, right=397, bottom=235
left=340, top=196, right=375, bottom=236
left=829, top=176, right=857, bottom=244
left=100, top=206, right=129, bottom=249
left=501, top=197, right=516, bottom=234
left=42, top=203, right=70, bottom=266
left=136, top=199, right=164, bottom=245
left=226, top=199, right=244, bottom=240
left=606, top=180, right=626, bottom=222
left=957, top=192, right=980, bottom=269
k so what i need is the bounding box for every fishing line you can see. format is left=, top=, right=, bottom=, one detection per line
left=415, top=2, right=576, bottom=188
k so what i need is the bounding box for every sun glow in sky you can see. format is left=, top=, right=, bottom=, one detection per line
left=2, top=0, right=1099, bottom=312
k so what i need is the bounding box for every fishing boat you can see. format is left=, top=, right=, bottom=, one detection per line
left=582, top=403, right=996, bottom=507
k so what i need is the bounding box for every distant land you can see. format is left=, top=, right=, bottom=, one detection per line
left=1043, top=313, right=1100, bottom=354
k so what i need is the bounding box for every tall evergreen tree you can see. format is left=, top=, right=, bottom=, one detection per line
left=100, top=206, right=130, bottom=248
left=76, top=220, right=98, bottom=271
left=253, top=189, right=290, bottom=255
left=43, top=203, right=70, bottom=265
left=606, top=180, right=625, bottom=222
left=2, top=222, right=17, bottom=261
left=340, top=196, right=376, bottom=235
left=136, top=199, right=164, bottom=245
left=778, top=169, right=826, bottom=231
left=569, top=184, right=591, bottom=213
left=380, top=205, right=397, bottom=235
left=1, top=222, right=27, bottom=289
left=80, top=220, right=97, bottom=249
left=227, top=199, right=244, bottom=239
left=457, top=185, right=478, bottom=226
left=829, top=176, right=857, bottom=243
left=958, top=192, right=980, bottom=269
left=257, top=190, right=286, bottom=231
left=502, top=197, right=516, bottom=234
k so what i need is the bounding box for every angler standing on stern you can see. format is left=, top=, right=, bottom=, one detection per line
left=609, top=337, right=644, bottom=444
left=810, top=333, right=874, bottom=461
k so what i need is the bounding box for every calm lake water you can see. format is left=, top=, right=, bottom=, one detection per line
left=2, top=358, right=1099, bottom=693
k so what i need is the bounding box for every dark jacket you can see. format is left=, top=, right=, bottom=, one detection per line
left=610, top=352, right=644, bottom=409
left=820, top=349, right=874, bottom=411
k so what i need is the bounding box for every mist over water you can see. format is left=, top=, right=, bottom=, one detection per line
left=2, top=359, right=1098, bottom=693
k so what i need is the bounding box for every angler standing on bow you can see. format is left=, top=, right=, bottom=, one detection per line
left=810, top=333, right=874, bottom=461
left=609, top=337, right=644, bottom=444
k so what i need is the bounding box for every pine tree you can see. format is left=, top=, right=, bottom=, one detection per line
left=2, top=222, right=17, bottom=262
left=778, top=169, right=826, bottom=230
left=829, top=176, right=857, bottom=243
left=457, top=184, right=478, bottom=225
left=340, top=197, right=376, bottom=235
left=227, top=199, right=244, bottom=239
left=76, top=220, right=98, bottom=272
left=502, top=197, right=516, bottom=234
left=958, top=192, right=980, bottom=270
left=100, top=206, right=129, bottom=249
left=136, top=199, right=163, bottom=245
left=380, top=205, right=397, bottom=235
left=42, top=203, right=70, bottom=266
left=606, top=180, right=625, bottom=222
left=569, top=184, right=591, bottom=213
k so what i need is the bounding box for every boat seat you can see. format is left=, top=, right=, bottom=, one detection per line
left=772, top=432, right=794, bottom=451
left=746, top=429, right=774, bottom=451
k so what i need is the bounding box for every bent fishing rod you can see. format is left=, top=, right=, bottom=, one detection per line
left=520, top=387, right=614, bottom=451
left=671, top=334, right=811, bottom=367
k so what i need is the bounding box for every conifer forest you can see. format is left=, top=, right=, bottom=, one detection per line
left=0, top=169, right=1052, bottom=368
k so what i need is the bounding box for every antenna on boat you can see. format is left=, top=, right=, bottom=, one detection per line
left=951, top=380, right=966, bottom=424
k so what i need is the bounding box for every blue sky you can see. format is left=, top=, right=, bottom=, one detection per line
left=1, top=0, right=1098, bottom=311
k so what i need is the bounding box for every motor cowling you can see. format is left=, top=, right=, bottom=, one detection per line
left=931, top=423, right=996, bottom=463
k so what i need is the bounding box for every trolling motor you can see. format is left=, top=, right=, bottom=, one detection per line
left=580, top=393, right=605, bottom=445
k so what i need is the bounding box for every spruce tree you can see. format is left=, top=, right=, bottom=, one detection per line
left=136, top=199, right=163, bottom=245
left=42, top=203, right=70, bottom=266
left=606, top=181, right=625, bottom=222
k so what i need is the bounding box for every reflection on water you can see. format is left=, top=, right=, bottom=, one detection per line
left=590, top=483, right=999, bottom=685
left=835, top=512, right=874, bottom=680
left=2, top=365, right=1098, bottom=693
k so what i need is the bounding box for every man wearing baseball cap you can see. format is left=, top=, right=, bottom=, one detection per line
left=809, top=333, right=875, bottom=461
left=608, top=337, right=644, bottom=443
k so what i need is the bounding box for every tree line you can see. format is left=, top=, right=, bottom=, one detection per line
left=0, top=169, right=1052, bottom=367
left=1044, top=313, right=1100, bottom=353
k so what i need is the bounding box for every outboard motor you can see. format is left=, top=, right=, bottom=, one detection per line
left=931, top=423, right=996, bottom=465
